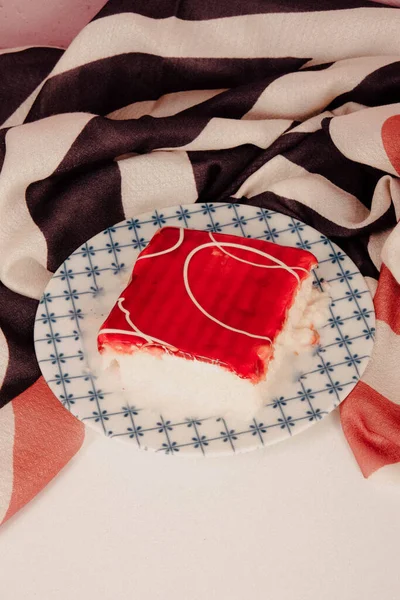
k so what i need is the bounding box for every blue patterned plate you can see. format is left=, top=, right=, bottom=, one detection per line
left=34, top=203, right=375, bottom=456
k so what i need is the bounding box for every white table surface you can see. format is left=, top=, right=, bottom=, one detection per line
left=2, top=411, right=400, bottom=600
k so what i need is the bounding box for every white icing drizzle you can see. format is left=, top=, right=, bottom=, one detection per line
left=183, top=242, right=273, bottom=342
left=118, top=297, right=176, bottom=348
left=101, top=229, right=185, bottom=350
left=99, top=299, right=176, bottom=352
left=209, top=233, right=309, bottom=277
left=102, top=229, right=314, bottom=349
left=137, top=227, right=184, bottom=261
left=99, top=327, right=144, bottom=338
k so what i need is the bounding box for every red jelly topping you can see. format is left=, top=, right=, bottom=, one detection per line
left=98, top=227, right=317, bottom=382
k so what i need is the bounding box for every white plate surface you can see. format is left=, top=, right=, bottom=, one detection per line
left=34, top=203, right=375, bottom=455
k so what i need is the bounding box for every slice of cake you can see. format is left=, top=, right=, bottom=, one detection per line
left=98, top=227, right=328, bottom=419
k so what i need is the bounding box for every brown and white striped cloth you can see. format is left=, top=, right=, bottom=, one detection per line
left=1, top=0, right=400, bottom=524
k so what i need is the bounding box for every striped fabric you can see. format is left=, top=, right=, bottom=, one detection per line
left=1, top=0, right=400, bottom=524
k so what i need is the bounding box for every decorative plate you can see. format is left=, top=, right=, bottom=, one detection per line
left=34, top=203, right=375, bottom=456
